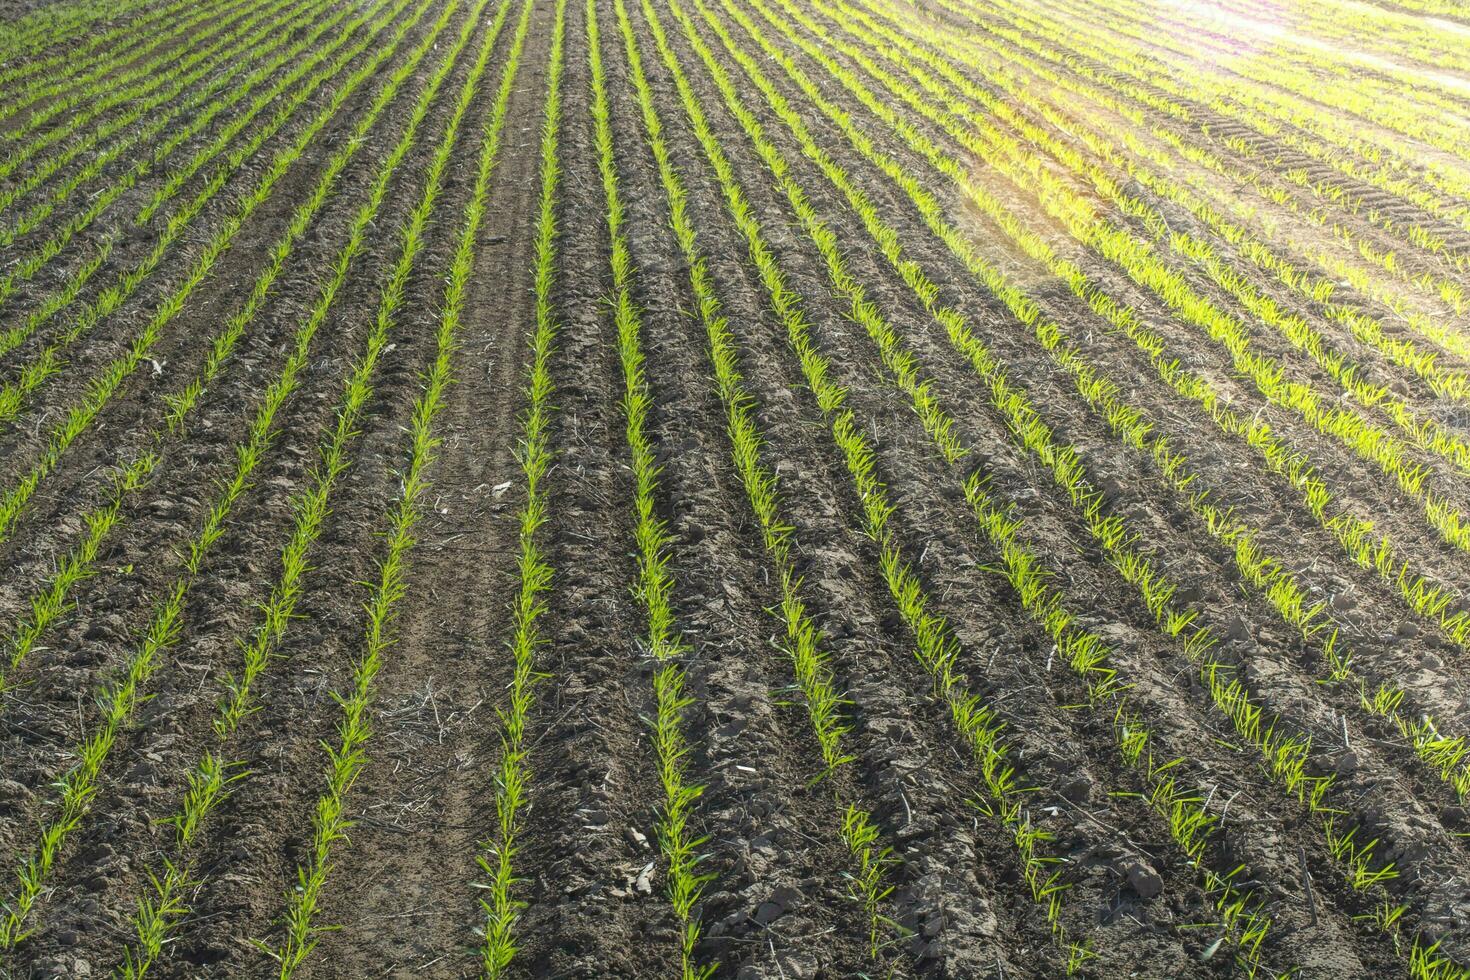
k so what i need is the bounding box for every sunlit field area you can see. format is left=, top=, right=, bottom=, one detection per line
left=1, top=0, right=1469, bottom=976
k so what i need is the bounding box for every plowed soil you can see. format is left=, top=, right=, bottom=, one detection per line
left=1, top=0, right=1469, bottom=976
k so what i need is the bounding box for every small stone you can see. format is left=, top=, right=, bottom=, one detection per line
left=633, top=862, right=654, bottom=896
left=1097, top=475, right=1126, bottom=502
left=775, top=950, right=817, bottom=978
left=753, top=901, right=784, bottom=926
left=1059, top=775, right=1092, bottom=803
left=769, top=884, right=804, bottom=909
left=84, top=613, right=126, bottom=640
left=0, top=779, right=32, bottom=803
left=624, top=827, right=649, bottom=851
left=1122, top=858, right=1164, bottom=899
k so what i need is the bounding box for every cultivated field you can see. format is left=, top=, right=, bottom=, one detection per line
left=0, top=0, right=1469, bottom=976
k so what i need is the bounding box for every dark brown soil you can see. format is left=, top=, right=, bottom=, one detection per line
left=0, top=0, right=1468, bottom=977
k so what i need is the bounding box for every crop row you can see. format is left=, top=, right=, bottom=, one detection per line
left=0, top=0, right=432, bottom=555
left=616, top=0, right=920, bottom=968
left=268, top=0, right=518, bottom=968
left=0, top=0, right=403, bottom=328
left=587, top=2, right=716, bottom=973
left=4, top=0, right=1468, bottom=974
left=886, top=0, right=1470, bottom=372
left=961, top=0, right=1470, bottom=257
left=0, top=0, right=430, bottom=730
left=0, top=0, right=159, bottom=69
left=0, top=0, right=220, bottom=128
left=850, top=0, right=1470, bottom=406
left=675, top=0, right=1323, bottom=970
left=804, top=0, right=1470, bottom=795
left=477, top=0, right=566, bottom=970
left=783, top=0, right=1470, bottom=750
left=0, top=0, right=423, bottom=430
left=0, top=0, right=469, bottom=950
left=0, top=0, right=328, bottom=247
left=970, top=0, right=1470, bottom=311
left=1051, top=0, right=1470, bottom=187
left=869, top=0, right=1470, bottom=764
left=0, top=0, right=261, bottom=190
left=828, top=0, right=1470, bottom=575
left=537, top=0, right=1470, bottom=971
left=661, top=0, right=1470, bottom=971
left=640, top=0, right=1287, bottom=971
left=0, top=0, right=554, bottom=973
